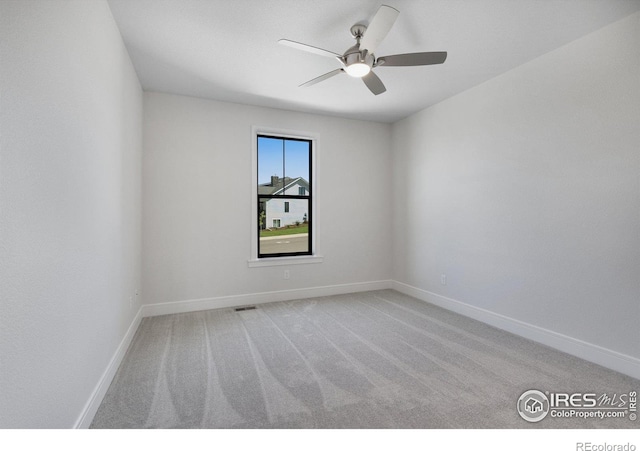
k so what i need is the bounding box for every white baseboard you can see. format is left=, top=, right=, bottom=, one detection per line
left=74, top=306, right=144, bottom=429
left=142, top=280, right=394, bottom=317
left=393, top=281, right=640, bottom=380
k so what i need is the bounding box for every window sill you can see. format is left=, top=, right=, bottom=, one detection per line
left=247, top=255, right=324, bottom=268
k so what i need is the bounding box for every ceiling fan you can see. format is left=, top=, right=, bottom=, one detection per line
left=278, top=4, right=447, bottom=95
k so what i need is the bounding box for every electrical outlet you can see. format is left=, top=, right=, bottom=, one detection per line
left=284, top=270, right=290, bottom=280
left=440, top=274, right=447, bottom=285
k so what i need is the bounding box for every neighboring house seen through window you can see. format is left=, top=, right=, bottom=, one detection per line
left=257, top=135, right=312, bottom=258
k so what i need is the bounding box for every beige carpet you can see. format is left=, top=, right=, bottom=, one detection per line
left=91, top=290, right=638, bottom=428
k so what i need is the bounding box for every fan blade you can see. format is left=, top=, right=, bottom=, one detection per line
left=278, top=39, right=342, bottom=58
left=377, top=51, right=447, bottom=67
left=359, top=5, right=399, bottom=54
left=299, top=68, right=344, bottom=87
left=362, top=71, right=386, bottom=95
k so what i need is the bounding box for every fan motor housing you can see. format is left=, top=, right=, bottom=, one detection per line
left=343, top=46, right=374, bottom=69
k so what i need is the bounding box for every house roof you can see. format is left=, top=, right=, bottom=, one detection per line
left=258, top=177, right=309, bottom=196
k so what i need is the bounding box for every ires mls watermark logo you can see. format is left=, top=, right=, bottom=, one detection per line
left=517, top=389, right=637, bottom=423
left=517, top=390, right=550, bottom=422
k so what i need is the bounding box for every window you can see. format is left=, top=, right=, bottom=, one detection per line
left=257, top=135, right=311, bottom=258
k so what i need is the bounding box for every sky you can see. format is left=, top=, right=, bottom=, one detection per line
left=258, top=136, right=310, bottom=185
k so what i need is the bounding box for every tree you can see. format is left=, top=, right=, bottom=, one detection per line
left=259, top=210, right=266, bottom=230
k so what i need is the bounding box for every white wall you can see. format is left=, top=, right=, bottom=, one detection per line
left=392, top=13, right=640, bottom=363
left=265, top=197, right=307, bottom=229
left=143, top=92, right=391, bottom=306
left=0, top=0, right=142, bottom=427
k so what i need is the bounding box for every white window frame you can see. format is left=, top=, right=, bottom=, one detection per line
left=248, top=126, right=323, bottom=267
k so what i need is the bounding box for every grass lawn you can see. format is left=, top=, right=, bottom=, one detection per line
left=260, top=224, right=308, bottom=237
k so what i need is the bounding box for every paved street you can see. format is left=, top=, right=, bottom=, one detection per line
left=260, top=234, right=308, bottom=254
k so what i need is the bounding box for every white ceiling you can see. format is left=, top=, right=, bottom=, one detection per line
left=108, top=0, right=640, bottom=123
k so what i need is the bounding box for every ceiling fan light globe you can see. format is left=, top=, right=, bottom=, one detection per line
left=345, top=62, right=371, bottom=78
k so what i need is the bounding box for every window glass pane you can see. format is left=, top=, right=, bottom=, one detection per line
left=284, top=139, right=310, bottom=196
left=257, top=136, right=284, bottom=193
left=259, top=198, right=309, bottom=255
left=257, top=134, right=312, bottom=258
